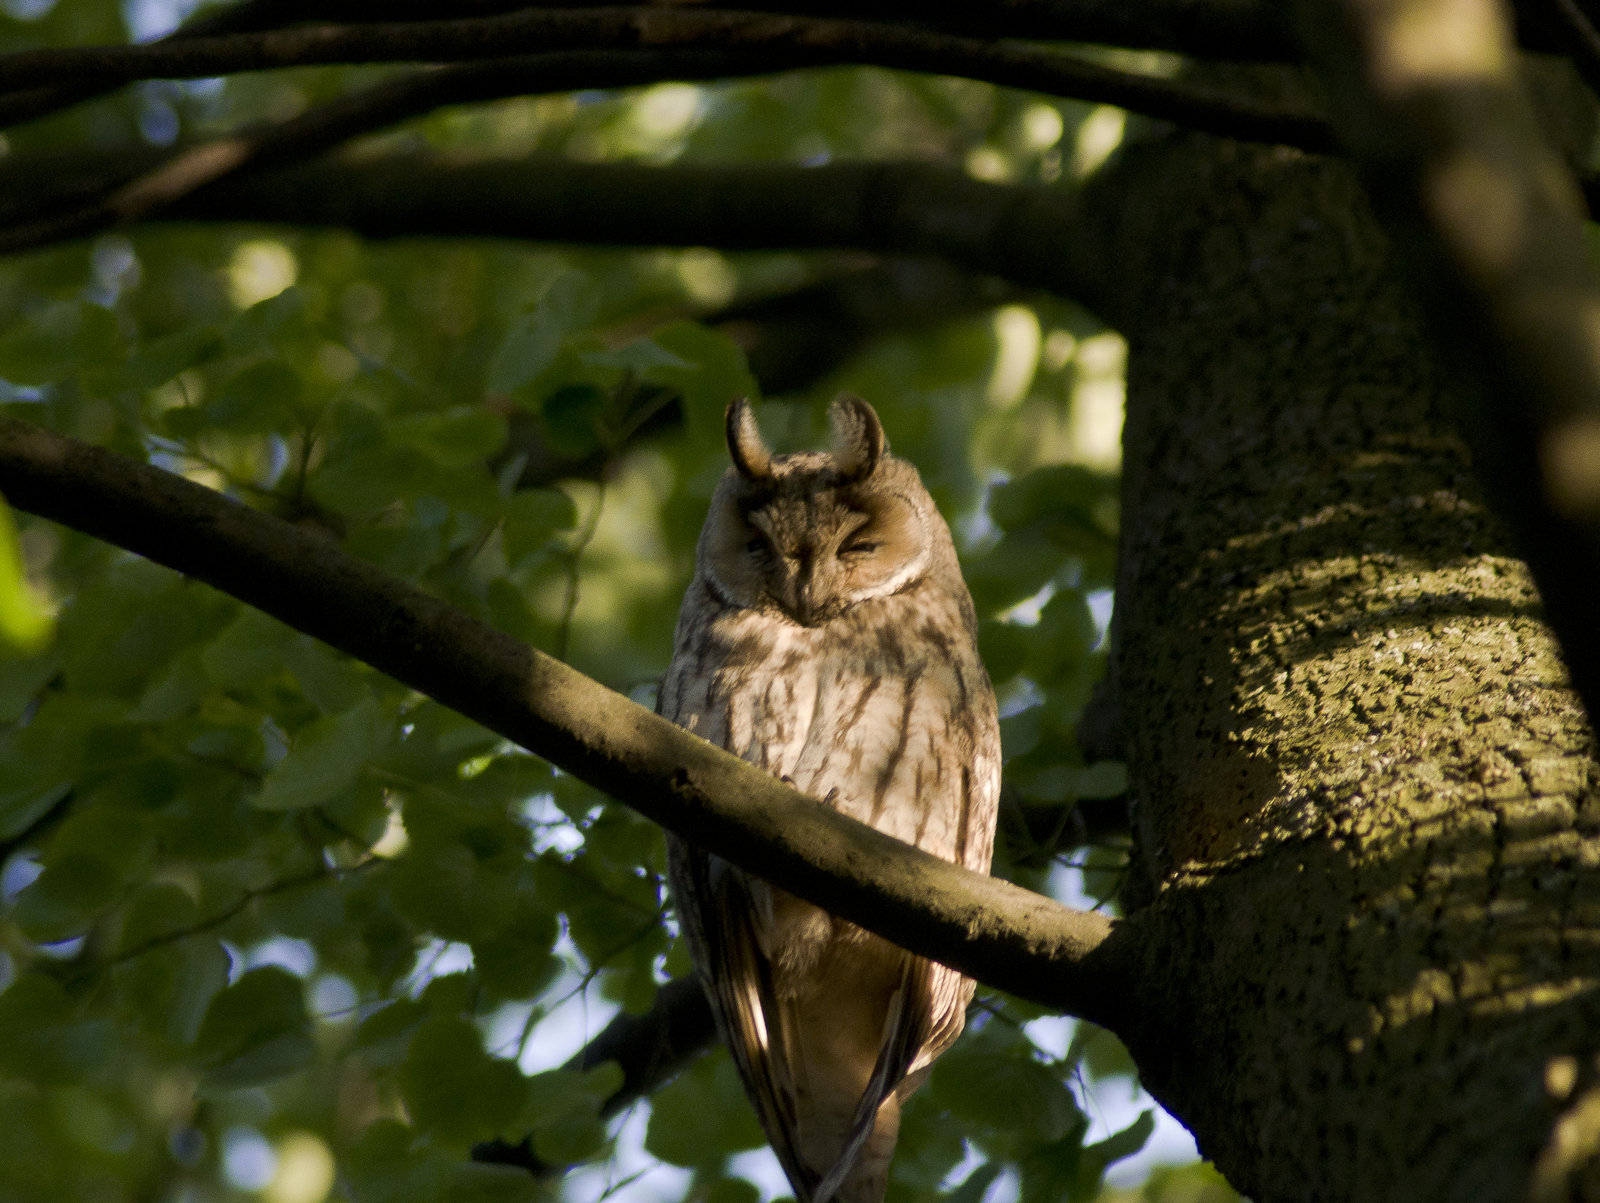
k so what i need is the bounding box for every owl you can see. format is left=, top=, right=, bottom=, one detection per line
left=660, top=394, right=1001, bottom=1203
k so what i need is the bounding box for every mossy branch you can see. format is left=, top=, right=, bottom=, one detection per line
left=0, top=416, right=1132, bottom=1029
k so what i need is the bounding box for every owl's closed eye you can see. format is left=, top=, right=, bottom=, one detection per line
left=700, top=396, right=934, bottom=625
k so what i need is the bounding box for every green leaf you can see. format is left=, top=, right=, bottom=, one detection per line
left=1019, top=1110, right=1153, bottom=1203
left=580, top=338, right=692, bottom=373
left=345, top=522, right=442, bottom=581
left=1084, top=1108, right=1155, bottom=1172
left=977, top=620, right=1031, bottom=686
left=1026, top=589, right=1098, bottom=686
left=206, top=360, right=303, bottom=433
left=126, top=647, right=209, bottom=722
left=1141, top=1162, right=1241, bottom=1203
left=473, top=931, right=561, bottom=1001
left=647, top=321, right=759, bottom=450
left=645, top=1046, right=765, bottom=1167
left=0, top=974, right=116, bottom=1084
left=1021, top=761, right=1127, bottom=802
left=106, top=324, right=224, bottom=391
left=524, top=1063, right=622, bottom=1128
left=989, top=464, right=1116, bottom=532
left=118, top=882, right=200, bottom=952
left=227, top=287, right=309, bottom=353
left=533, top=1111, right=608, bottom=1167
left=521, top=1062, right=620, bottom=1164
left=11, top=853, right=119, bottom=942
left=399, top=1017, right=529, bottom=1147
left=201, top=607, right=294, bottom=689
left=964, top=528, right=1067, bottom=616
left=112, top=933, right=230, bottom=1046
left=1066, top=1022, right=1138, bottom=1081
left=0, top=699, right=97, bottom=839
left=0, top=493, right=53, bottom=655
left=705, top=1178, right=760, bottom=1203
left=193, top=966, right=315, bottom=1089
left=311, top=443, right=436, bottom=518
left=0, top=646, right=58, bottom=723
left=540, top=385, right=607, bottom=458
left=930, top=1042, right=1081, bottom=1146
left=0, top=300, right=122, bottom=385
left=346, top=1119, right=542, bottom=1203
left=945, top=1161, right=1006, bottom=1203
left=282, top=637, right=370, bottom=714
left=487, top=272, right=597, bottom=394
left=255, top=696, right=394, bottom=810
left=352, top=998, right=430, bottom=1070
left=502, top=487, right=578, bottom=568
left=391, top=406, right=508, bottom=469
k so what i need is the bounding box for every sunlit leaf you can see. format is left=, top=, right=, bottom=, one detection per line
left=0, top=493, right=52, bottom=655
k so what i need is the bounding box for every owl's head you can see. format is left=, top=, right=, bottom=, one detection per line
left=698, top=394, right=942, bottom=626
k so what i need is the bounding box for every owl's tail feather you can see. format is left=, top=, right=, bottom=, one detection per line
left=810, top=955, right=936, bottom=1203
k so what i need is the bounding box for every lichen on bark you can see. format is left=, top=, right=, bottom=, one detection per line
left=1096, top=133, right=1600, bottom=1201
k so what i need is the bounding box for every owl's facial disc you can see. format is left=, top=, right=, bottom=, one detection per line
left=830, top=490, right=930, bottom=606
left=700, top=476, right=931, bottom=623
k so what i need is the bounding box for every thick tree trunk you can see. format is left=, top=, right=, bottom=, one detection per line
left=1092, top=134, right=1600, bottom=1201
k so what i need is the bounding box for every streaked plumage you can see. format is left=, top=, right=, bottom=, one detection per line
left=661, top=394, right=1001, bottom=1203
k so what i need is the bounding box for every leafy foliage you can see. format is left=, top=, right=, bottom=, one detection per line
left=0, top=4, right=1240, bottom=1203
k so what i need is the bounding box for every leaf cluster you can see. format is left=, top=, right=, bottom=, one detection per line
left=0, top=9, right=1189, bottom=1203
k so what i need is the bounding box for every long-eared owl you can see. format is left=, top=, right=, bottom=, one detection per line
left=660, top=394, right=1001, bottom=1203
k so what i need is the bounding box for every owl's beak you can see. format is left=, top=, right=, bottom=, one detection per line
left=775, top=550, right=824, bottom=626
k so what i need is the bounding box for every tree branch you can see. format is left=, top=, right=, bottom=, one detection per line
left=0, top=417, right=1133, bottom=1028
left=0, top=8, right=1332, bottom=152
left=0, top=48, right=812, bottom=254
left=0, top=152, right=1114, bottom=311
left=1290, top=0, right=1600, bottom=727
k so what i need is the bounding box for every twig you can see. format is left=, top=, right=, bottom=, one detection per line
left=108, top=858, right=382, bottom=966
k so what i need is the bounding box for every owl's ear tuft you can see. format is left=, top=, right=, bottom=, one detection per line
left=828, top=393, right=885, bottom=482
left=726, top=397, right=773, bottom=480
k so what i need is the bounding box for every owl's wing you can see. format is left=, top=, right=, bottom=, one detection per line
left=668, top=837, right=819, bottom=1202
left=810, top=953, right=936, bottom=1203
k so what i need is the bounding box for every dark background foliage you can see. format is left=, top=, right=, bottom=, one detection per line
left=0, top=3, right=1229, bottom=1201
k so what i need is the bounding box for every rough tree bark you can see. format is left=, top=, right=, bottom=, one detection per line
left=1088, top=131, right=1600, bottom=1201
